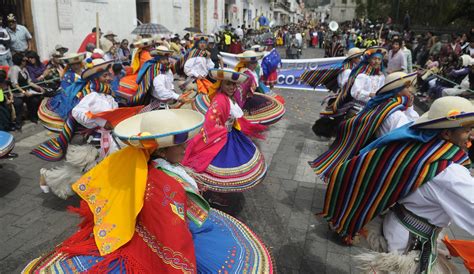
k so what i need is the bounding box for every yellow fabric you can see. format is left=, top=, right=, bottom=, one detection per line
left=207, top=80, right=221, bottom=101
left=234, top=61, right=247, bottom=73
left=72, top=146, right=149, bottom=256
left=131, top=48, right=143, bottom=74
left=224, top=34, right=231, bottom=45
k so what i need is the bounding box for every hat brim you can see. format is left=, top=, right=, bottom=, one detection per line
left=133, top=39, right=154, bottom=48
left=345, top=51, right=363, bottom=60
left=59, top=52, right=86, bottom=65
left=113, top=109, right=204, bottom=148
left=209, top=69, right=249, bottom=83
left=150, top=49, right=174, bottom=56
left=364, top=47, right=388, bottom=57
left=236, top=53, right=264, bottom=62
left=81, top=60, right=113, bottom=79
left=376, top=72, right=417, bottom=95
left=411, top=112, right=474, bottom=129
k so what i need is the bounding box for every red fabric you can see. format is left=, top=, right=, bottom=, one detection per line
left=0, top=66, right=9, bottom=76
left=182, top=92, right=230, bottom=172
left=229, top=42, right=243, bottom=54
left=86, top=106, right=145, bottom=127
left=237, top=117, right=267, bottom=139
left=78, top=33, right=98, bottom=53
left=443, top=235, right=474, bottom=273
left=53, top=167, right=197, bottom=274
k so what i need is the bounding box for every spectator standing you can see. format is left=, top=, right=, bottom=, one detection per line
left=401, top=40, right=413, bottom=73
left=78, top=27, right=102, bottom=53
left=6, top=14, right=32, bottom=54
left=234, top=25, right=244, bottom=40
left=403, top=11, right=410, bottom=31
left=55, top=44, right=69, bottom=56
left=0, top=17, right=12, bottom=66
left=387, top=39, right=407, bottom=73
left=317, top=28, right=324, bottom=48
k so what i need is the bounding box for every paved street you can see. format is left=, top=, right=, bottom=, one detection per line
left=0, top=47, right=470, bottom=273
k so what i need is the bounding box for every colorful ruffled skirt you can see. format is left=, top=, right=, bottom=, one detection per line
left=38, top=98, right=65, bottom=133
left=0, top=131, right=14, bottom=158
left=22, top=209, right=274, bottom=273
left=193, top=129, right=267, bottom=193
left=193, top=93, right=285, bottom=125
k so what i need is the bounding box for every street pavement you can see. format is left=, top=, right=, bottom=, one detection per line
left=0, top=47, right=471, bottom=273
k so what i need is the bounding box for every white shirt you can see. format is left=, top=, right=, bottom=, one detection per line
left=229, top=98, right=244, bottom=119
left=337, top=69, right=352, bottom=88
left=350, top=74, right=385, bottom=103
left=183, top=56, right=214, bottom=78
left=376, top=106, right=419, bottom=137
left=71, top=92, right=118, bottom=129
left=383, top=164, right=474, bottom=253
left=152, top=70, right=179, bottom=101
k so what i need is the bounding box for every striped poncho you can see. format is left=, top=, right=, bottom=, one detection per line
left=322, top=137, right=470, bottom=242
left=310, top=96, right=409, bottom=180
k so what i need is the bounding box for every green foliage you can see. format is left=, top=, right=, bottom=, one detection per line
left=356, top=0, right=473, bottom=28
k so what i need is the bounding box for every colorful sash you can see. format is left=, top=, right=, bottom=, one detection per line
left=321, top=64, right=381, bottom=116
left=322, top=138, right=470, bottom=242
left=310, top=96, right=409, bottom=180
left=127, top=60, right=171, bottom=105
left=32, top=81, right=112, bottom=161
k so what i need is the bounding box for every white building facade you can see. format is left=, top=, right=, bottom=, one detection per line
left=329, top=0, right=357, bottom=23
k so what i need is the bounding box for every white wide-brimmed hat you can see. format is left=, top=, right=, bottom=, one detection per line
left=113, top=109, right=204, bottom=149
left=59, top=52, right=86, bottom=65
left=411, top=96, right=474, bottom=129
left=376, top=72, right=417, bottom=95
left=345, top=47, right=363, bottom=60
left=150, top=45, right=173, bottom=56
left=250, top=45, right=266, bottom=53
left=236, top=50, right=264, bottom=62
left=133, top=38, right=154, bottom=48
left=81, top=58, right=113, bottom=80
left=209, top=68, right=249, bottom=83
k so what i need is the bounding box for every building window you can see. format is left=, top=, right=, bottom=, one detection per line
left=342, top=0, right=347, bottom=3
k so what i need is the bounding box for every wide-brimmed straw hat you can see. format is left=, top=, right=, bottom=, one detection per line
left=113, top=109, right=204, bottom=149
left=345, top=47, right=363, bottom=60
left=250, top=45, right=266, bottom=53
left=150, top=45, right=174, bottom=56
left=460, top=54, right=474, bottom=67
left=133, top=38, right=154, bottom=48
left=236, top=50, right=264, bottom=62
left=376, top=72, right=417, bottom=95
left=411, top=96, right=474, bottom=129
left=104, top=31, right=117, bottom=37
left=59, top=52, right=86, bottom=65
left=81, top=58, right=113, bottom=79
left=209, top=68, right=249, bottom=83
left=363, top=46, right=388, bottom=57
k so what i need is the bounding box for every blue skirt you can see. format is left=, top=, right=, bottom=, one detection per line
left=196, top=129, right=267, bottom=192
left=24, top=210, right=274, bottom=273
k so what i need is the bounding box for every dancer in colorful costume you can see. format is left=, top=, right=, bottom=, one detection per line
left=193, top=51, right=285, bottom=125
left=32, top=57, right=114, bottom=162
left=38, top=52, right=86, bottom=132
left=23, top=109, right=274, bottom=273
left=150, top=46, right=193, bottom=109
left=320, top=96, right=474, bottom=273
left=260, top=39, right=286, bottom=104
left=309, top=72, right=418, bottom=179
left=183, top=69, right=267, bottom=207
left=116, top=38, right=154, bottom=105
left=36, top=58, right=120, bottom=196
left=310, top=46, right=387, bottom=138
left=233, top=50, right=285, bottom=125
left=178, top=35, right=214, bottom=94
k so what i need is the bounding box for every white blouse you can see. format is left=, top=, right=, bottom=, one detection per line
left=376, top=106, right=420, bottom=137
left=383, top=163, right=474, bottom=253
left=183, top=56, right=214, bottom=78
left=350, top=74, right=385, bottom=103
left=71, top=92, right=118, bottom=129
left=337, top=68, right=352, bottom=88
left=152, top=70, right=179, bottom=101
